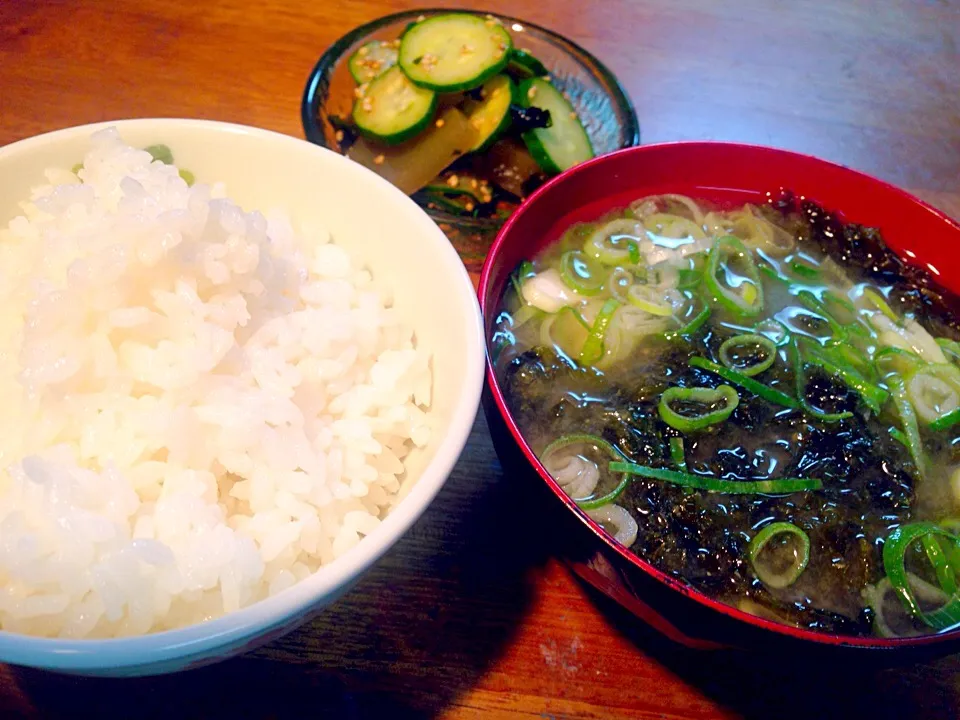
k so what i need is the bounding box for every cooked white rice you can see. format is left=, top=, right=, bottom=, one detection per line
left=0, top=129, right=431, bottom=638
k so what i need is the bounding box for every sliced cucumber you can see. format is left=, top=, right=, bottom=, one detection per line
left=352, top=65, right=437, bottom=145
left=507, top=48, right=549, bottom=78
left=461, top=74, right=515, bottom=152
left=519, top=78, right=594, bottom=174
left=398, top=13, right=512, bottom=92
left=348, top=40, right=398, bottom=84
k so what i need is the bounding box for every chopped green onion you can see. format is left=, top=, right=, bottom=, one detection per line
left=931, top=407, right=960, bottom=432
left=71, top=162, right=83, bottom=175
left=704, top=235, right=764, bottom=317
left=179, top=169, right=195, bottom=186
left=718, top=333, right=777, bottom=377
left=883, top=522, right=960, bottom=630
left=658, top=385, right=739, bottom=431
left=789, top=260, right=820, bottom=280
left=541, top=434, right=631, bottom=511
left=758, top=262, right=789, bottom=285
left=889, top=427, right=909, bottom=446
left=789, top=338, right=854, bottom=422
left=579, top=299, right=620, bottom=365
left=937, top=338, right=960, bottom=365
left=795, top=290, right=848, bottom=342
left=889, top=376, right=928, bottom=479
left=144, top=144, right=174, bottom=165
left=689, top=356, right=800, bottom=410
left=560, top=251, right=605, bottom=296
left=510, top=260, right=535, bottom=301
left=584, top=220, right=644, bottom=267
left=627, top=284, right=673, bottom=316
left=749, top=522, right=811, bottom=589
left=677, top=268, right=703, bottom=290
left=669, top=437, right=687, bottom=471
left=875, top=346, right=925, bottom=378
left=609, top=462, right=822, bottom=494
left=864, top=287, right=900, bottom=325
left=662, top=301, right=711, bottom=341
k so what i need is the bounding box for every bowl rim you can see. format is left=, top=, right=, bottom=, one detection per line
left=480, top=139, right=960, bottom=651
left=0, top=117, right=485, bottom=671
left=299, top=7, right=641, bottom=231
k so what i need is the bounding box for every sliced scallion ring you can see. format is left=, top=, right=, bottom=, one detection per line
left=704, top=234, right=764, bottom=317
left=718, top=333, right=777, bottom=377
left=789, top=338, right=854, bottom=422
left=540, top=434, right=631, bottom=510
left=608, top=267, right=634, bottom=303
left=748, top=522, right=811, bottom=589
left=875, top=346, right=925, bottom=378
left=658, top=385, right=739, bottom=431
left=560, top=250, right=605, bottom=296
left=627, top=284, right=674, bottom=316
left=584, top=219, right=644, bottom=266
left=864, top=287, right=901, bottom=325
left=882, top=522, right=960, bottom=630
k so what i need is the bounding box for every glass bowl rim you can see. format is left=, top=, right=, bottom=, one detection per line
left=300, top=7, right=641, bottom=231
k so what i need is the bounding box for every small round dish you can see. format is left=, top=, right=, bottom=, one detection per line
left=301, top=8, right=640, bottom=242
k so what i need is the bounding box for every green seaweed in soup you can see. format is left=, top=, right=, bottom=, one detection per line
left=492, top=190, right=960, bottom=638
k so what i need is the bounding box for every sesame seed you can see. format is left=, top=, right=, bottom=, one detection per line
left=527, top=86, right=538, bottom=99
left=361, top=97, right=373, bottom=112
left=435, top=118, right=445, bottom=128
left=417, top=14, right=425, bottom=21
left=446, top=175, right=459, bottom=188
left=465, top=201, right=475, bottom=212
left=335, top=130, right=344, bottom=141
left=470, top=118, right=482, bottom=129
left=520, top=46, right=532, bottom=54
left=471, top=178, right=479, bottom=189
left=358, top=46, right=369, bottom=56
left=485, top=19, right=496, bottom=27
left=461, top=44, right=475, bottom=55
left=569, top=111, right=577, bottom=119
left=353, top=86, right=364, bottom=98
left=374, top=154, right=385, bottom=165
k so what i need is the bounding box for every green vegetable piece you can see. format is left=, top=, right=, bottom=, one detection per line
left=352, top=65, right=438, bottom=145
left=689, top=356, right=800, bottom=410
left=540, top=434, right=630, bottom=510
left=579, top=298, right=620, bottom=365
left=658, top=385, right=739, bottom=432
left=882, top=522, right=960, bottom=630
left=609, top=462, right=823, bottom=494
left=348, top=40, right=399, bottom=84
left=507, top=47, right=549, bottom=78
left=144, top=144, right=174, bottom=165
left=669, top=436, right=687, bottom=472
left=718, top=333, right=777, bottom=377
left=518, top=77, right=594, bottom=174
left=398, top=13, right=513, bottom=92
left=559, top=250, right=605, bottom=296
left=704, top=235, right=764, bottom=317
left=749, top=522, right=811, bottom=589
left=788, top=338, right=853, bottom=422
left=179, top=169, right=195, bottom=186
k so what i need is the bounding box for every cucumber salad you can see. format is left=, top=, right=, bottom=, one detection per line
left=337, top=13, right=595, bottom=220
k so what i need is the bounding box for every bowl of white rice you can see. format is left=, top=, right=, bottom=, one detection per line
left=0, top=119, right=484, bottom=675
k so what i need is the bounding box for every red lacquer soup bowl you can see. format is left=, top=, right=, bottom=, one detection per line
left=479, top=142, right=960, bottom=661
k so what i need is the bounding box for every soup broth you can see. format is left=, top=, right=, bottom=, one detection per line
left=493, top=191, right=960, bottom=638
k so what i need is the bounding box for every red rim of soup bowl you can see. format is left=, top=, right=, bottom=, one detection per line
left=479, top=141, right=960, bottom=652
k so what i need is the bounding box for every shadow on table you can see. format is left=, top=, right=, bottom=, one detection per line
left=581, top=581, right=960, bottom=720
left=11, top=417, right=545, bottom=720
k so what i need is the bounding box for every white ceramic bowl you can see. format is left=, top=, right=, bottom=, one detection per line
left=0, top=119, right=484, bottom=676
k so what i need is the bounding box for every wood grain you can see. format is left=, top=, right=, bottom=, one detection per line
left=1, top=0, right=960, bottom=718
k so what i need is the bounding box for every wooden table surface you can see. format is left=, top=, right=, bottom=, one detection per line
left=2, top=0, right=960, bottom=717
